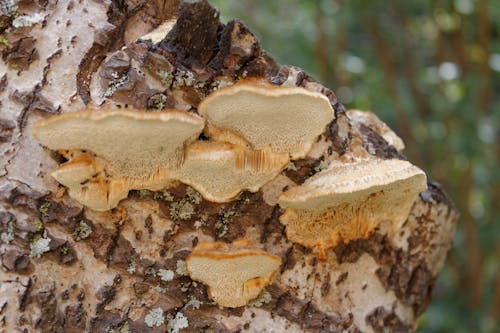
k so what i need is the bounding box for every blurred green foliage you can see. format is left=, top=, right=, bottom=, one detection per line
left=209, top=0, right=499, bottom=332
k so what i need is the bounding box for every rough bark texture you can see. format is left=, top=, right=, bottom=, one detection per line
left=0, top=1, right=457, bottom=332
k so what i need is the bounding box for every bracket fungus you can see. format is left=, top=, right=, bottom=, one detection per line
left=177, top=142, right=289, bottom=202
left=278, top=158, right=427, bottom=259
left=33, top=109, right=204, bottom=210
left=186, top=239, right=281, bottom=308
left=198, top=81, right=334, bottom=159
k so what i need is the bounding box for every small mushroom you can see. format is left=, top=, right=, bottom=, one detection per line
left=33, top=109, right=205, bottom=178
left=278, top=158, right=427, bottom=259
left=176, top=141, right=289, bottom=202
left=186, top=239, right=281, bottom=308
left=198, top=80, right=334, bottom=159
left=347, top=109, right=405, bottom=152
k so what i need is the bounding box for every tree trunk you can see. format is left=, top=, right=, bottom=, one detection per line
left=0, top=1, right=457, bottom=332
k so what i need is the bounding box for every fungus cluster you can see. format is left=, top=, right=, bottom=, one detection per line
left=186, top=239, right=281, bottom=308
left=278, top=158, right=427, bottom=258
left=33, top=81, right=333, bottom=210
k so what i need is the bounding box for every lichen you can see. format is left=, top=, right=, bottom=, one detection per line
left=185, top=295, right=202, bottom=310
left=285, top=161, right=297, bottom=171
left=29, top=235, right=51, bottom=258
left=215, top=207, right=239, bottom=238
left=158, top=69, right=174, bottom=87
left=108, top=322, right=129, bottom=333
left=170, top=201, right=194, bottom=221
left=0, top=219, right=14, bottom=244
left=172, top=69, right=195, bottom=88
left=314, top=159, right=329, bottom=173
left=139, top=189, right=151, bottom=198
left=186, top=186, right=202, bottom=204
left=145, top=307, right=165, bottom=328
left=0, top=0, right=18, bottom=17
left=158, top=269, right=174, bottom=282
left=73, top=221, right=92, bottom=241
left=60, top=246, right=68, bottom=255
left=248, top=290, right=272, bottom=307
left=166, top=312, right=189, bottom=333
left=148, top=93, right=168, bottom=111
left=153, top=189, right=174, bottom=202
left=154, top=285, right=167, bottom=293
left=127, top=259, right=136, bottom=274
left=103, top=71, right=128, bottom=98
left=12, top=13, right=45, bottom=28
left=175, top=260, right=188, bottom=276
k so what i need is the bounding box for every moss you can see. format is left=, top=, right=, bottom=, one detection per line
left=34, top=219, right=44, bottom=231
left=109, top=322, right=129, bottom=333
left=39, top=201, right=50, bottom=219
left=73, top=221, right=92, bottom=241
left=0, top=36, right=8, bottom=47
left=60, top=246, right=68, bottom=255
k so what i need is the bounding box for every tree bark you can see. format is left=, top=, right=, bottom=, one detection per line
left=0, top=1, right=457, bottom=333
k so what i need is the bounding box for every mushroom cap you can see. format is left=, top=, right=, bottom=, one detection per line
left=279, top=158, right=426, bottom=212
left=347, top=109, right=405, bottom=152
left=198, top=80, right=334, bottom=159
left=186, top=239, right=281, bottom=308
left=176, top=141, right=289, bottom=202
left=33, top=109, right=205, bottom=179
left=51, top=156, right=130, bottom=211
left=278, top=159, right=427, bottom=257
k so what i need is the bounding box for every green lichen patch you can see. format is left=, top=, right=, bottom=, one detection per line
left=39, top=201, right=51, bottom=219
left=248, top=290, right=272, bottom=307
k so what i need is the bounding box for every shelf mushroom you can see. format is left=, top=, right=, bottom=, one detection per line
left=278, top=158, right=427, bottom=259
left=186, top=239, right=281, bottom=308
left=176, top=141, right=289, bottom=202
left=198, top=80, right=334, bottom=159
left=33, top=109, right=205, bottom=210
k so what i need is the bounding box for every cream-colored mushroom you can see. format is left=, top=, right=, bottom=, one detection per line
left=175, top=141, right=289, bottom=202
left=347, top=109, right=405, bottom=152
left=198, top=80, right=334, bottom=159
left=186, top=239, right=281, bottom=308
left=278, top=158, right=427, bottom=259
left=33, top=108, right=204, bottom=210
left=33, top=108, right=205, bottom=179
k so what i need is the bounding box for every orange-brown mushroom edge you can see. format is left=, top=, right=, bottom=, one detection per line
left=278, top=158, right=427, bottom=259
left=198, top=80, right=334, bottom=159
left=186, top=239, right=281, bottom=308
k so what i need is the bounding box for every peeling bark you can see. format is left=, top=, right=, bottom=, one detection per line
left=0, top=1, right=457, bottom=332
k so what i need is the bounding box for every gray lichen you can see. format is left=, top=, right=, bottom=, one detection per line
left=215, top=207, right=239, bottom=238
left=175, top=260, right=188, bottom=276
left=166, top=312, right=189, bottom=333
left=158, top=268, right=174, bottom=282
left=73, top=221, right=92, bottom=241
left=0, top=0, right=17, bottom=17
left=29, top=235, right=51, bottom=258
left=170, top=201, right=194, bottom=221
left=103, top=71, right=128, bottom=98
left=145, top=307, right=165, bottom=328
left=248, top=290, right=272, bottom=307
left=12, top=13, right=45, bottom=28
left=0, top=220, right=14, bottom=244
